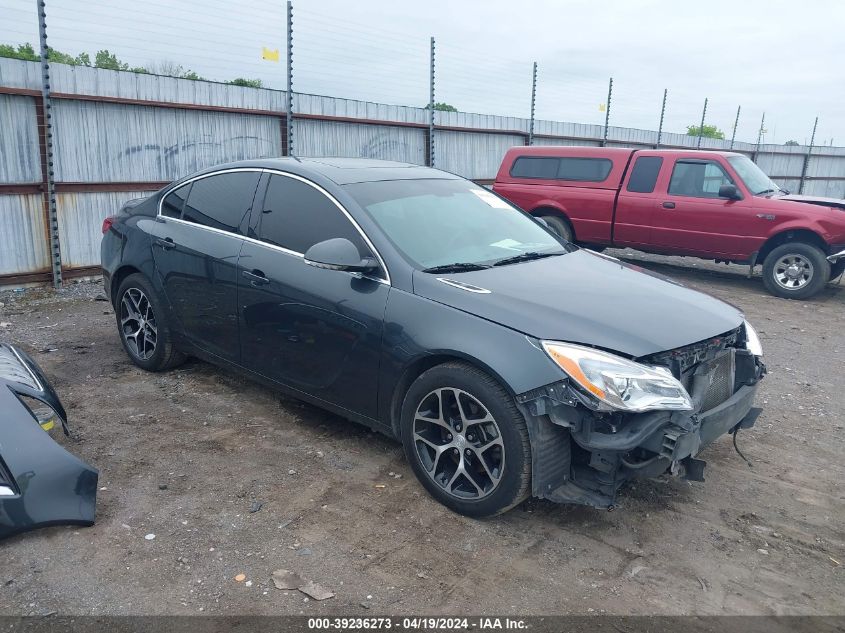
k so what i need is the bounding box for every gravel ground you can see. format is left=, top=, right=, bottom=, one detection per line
left=0, top=252, right=843, bottom=616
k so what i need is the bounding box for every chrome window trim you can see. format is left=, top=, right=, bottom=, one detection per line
left=0, top=486, right=15, bottom=497
left=155, top=166, right=391, bottom=286
left=9, top=346, right=43, bottom=392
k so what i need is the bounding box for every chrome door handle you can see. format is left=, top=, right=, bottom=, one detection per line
left=156, top=237, right=175, bottom=250
left=242, top=269, right=270, bottom=286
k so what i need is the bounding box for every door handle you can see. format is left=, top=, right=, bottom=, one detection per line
left=662, top=201, right=676, bottom=209
left=242, top=269, right=270, bottom=286
left=156, top=237, right=176, bottom=250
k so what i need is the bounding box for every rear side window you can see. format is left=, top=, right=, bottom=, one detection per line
left=161, top=183, right=190, bottom=218
left=510, top=156, right=612, bottom=182
left=626, top=156, right=664, bottom=193
left=182, top=172, right=260, bottom=234
left=258, top=175, right=366, bottom=255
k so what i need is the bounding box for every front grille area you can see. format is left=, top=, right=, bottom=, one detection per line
left=698, top=350, right=735, bottom=412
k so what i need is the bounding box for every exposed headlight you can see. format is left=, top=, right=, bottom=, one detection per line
left=743, top=319, right=763, bottom=357
left=18, top=395, right=60, bottom=432
left=541, top=341, right=693, bottom=412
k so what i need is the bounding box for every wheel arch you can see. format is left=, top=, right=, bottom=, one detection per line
left=758, top=228, right=829, bottom=264
left=109, top=265, right=144, bottom=307
left=389, top=352, right=516, bottom=439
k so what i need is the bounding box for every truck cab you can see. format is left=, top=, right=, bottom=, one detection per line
left=493, top=146, right=845, bottom=299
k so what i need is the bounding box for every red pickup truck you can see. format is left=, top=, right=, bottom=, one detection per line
left=493, top=146, right=845, bottom=299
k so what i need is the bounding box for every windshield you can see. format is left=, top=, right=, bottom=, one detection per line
left=344, top=179, right=568, bottom=270
left=727, top=155, right=782, bottom=195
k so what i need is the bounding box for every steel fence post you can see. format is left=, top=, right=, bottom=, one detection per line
left=528, top=62, right=537, bottom=146
left=656, top=88, right=667, bottom=149
left=753, top=112, right=765, bottom=163
left=428, top=37, right=435, bottom=167
left=730, top=105, right=740, bottom=150
left=798, top=117, right=818, bottom=194
left=285, top=0, right=293, bottom=156
left=601, top=77, right=612, bottom=147
left=696, top=98, right=708, bottom=149
left=36, top=0, right=61, bottom=288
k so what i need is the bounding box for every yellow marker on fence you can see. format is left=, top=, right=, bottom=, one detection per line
left=262, top=47, right=280, bottom=62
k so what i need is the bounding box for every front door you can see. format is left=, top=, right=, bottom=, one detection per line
left=650, top=158, right=755, bottom=258
left=238, top=172, right=390, bottom=419
left=149, top=170, right=261, bottom=363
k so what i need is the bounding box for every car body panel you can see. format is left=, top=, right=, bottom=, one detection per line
left=0, top=344, right=98, bottom=540
left=411, top=250, right=743, bottom=358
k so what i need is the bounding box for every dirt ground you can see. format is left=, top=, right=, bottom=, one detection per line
left=0, top=251, right=843, bottom=616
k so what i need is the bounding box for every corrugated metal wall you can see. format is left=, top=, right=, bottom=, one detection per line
left=1, top=56, right=845, bottom=283
left=52, top=101, right=282, bottom=182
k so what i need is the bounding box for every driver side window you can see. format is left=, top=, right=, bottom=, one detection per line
left=668, top=161, right=734, bottom=198
left=257, top=174, right=375, bottom=266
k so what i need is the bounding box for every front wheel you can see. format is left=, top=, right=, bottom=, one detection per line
left=761, top=242, right=830, bottom=300
left=400, top=362, right=532, bottom=517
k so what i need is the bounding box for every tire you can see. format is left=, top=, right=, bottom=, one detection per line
left=762, top=242, right=830, bottom=300
left=115, top=273, right=186, bottom=371
left=540, top=214, right=574, bottom=242
left=400, top=362, right=532, bottom=517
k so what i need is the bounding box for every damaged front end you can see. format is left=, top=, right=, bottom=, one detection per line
left=516, top=324, right=766, bottom=509
left=0, top=344, right=98, bottom=540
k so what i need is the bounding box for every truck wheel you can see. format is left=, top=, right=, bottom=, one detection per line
left=540, top=214, right=574, bottom=242
left=762, top=242, right=830, bottom=299
left=400, top=362, right=532, bottom=517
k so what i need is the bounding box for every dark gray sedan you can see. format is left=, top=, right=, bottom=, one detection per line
left=100, top=158, right=765, bottom=517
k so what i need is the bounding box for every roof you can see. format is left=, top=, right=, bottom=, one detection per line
left=507, top=145, right=745, bottom=160
left=190, top=157, right=461, bottom=186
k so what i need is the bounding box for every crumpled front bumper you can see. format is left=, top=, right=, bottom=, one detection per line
left=0, top=344, right=98, bottom=540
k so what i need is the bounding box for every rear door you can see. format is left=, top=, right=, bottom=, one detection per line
left=650, top=158, right=755, bottom=258
left=149, top=169, right=261, bottom=363
left=614, top=155, right=664, bottom=247
left=237, top=172, right=390, bottom=419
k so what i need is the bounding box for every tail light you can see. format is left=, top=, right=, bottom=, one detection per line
left=102, top=216, right=115, bottom=234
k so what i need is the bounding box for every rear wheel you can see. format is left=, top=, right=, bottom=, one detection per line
left=400, top=362, right=531, bottom=517
left=116, top=273, right=186, bottom=371
left=540, top=214, right=574, bottom=243
left=762, top=242, right=830, bottom=299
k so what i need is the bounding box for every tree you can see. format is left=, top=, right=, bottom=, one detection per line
left=227, top=78, right=263, bottom=88
left=424, top=102, right=458, bottom=112
left=686, top=124, right=725, bottom=139
left=784, top=140, right=799, bottom=146
left=94, top=49, right=128, bottom=71
left=0, top=43, right=37, bottom=61
left=145, top=60, right=205, bottom=80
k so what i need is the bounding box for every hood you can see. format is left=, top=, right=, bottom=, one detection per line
left=779, top=194, right=845, bottom=210
left=412, top=250, right=743, bottom=358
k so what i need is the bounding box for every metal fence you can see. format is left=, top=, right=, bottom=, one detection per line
left=1, top=1, right=844, bottom=288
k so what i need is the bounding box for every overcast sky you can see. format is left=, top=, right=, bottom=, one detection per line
left=2, top=0, right=843, bottom=144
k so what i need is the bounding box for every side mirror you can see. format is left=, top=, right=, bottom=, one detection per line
left=304, top=238, right=377, bottom=273
left=718, top=184, right=742, bottom=200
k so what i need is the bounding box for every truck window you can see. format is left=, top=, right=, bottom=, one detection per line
left=510, top=157, right=612, bottom=182
left=668, top=161, right=734, bottom=198
left=626, top=156, right=663, bottom=193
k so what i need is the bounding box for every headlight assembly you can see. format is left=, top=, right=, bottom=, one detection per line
left=743, top=319, right=763, bottom=357
left=541, top=341, right=693, bottom=413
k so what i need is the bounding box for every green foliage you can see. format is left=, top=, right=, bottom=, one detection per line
left=0, top=43, right=38, bottom=61
left=686, top=124, right=725, bottom=139
left=424, top=102, right=458, bottom=112
left=94, top=49, right=128, bottom=71
left=227, top=78, right=263, bottom=88
left=784, top=140, right=799, bottom=146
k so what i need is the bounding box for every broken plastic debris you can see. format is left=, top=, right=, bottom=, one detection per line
left=299, top=581, right=334, bottom=601
left=374, top=484, right=386, bottom=489
left=144, top=533, right=155, bottom=540
left=272, top=569, right=304, bottom=590
left=234, top=573, right=246, bottom=582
